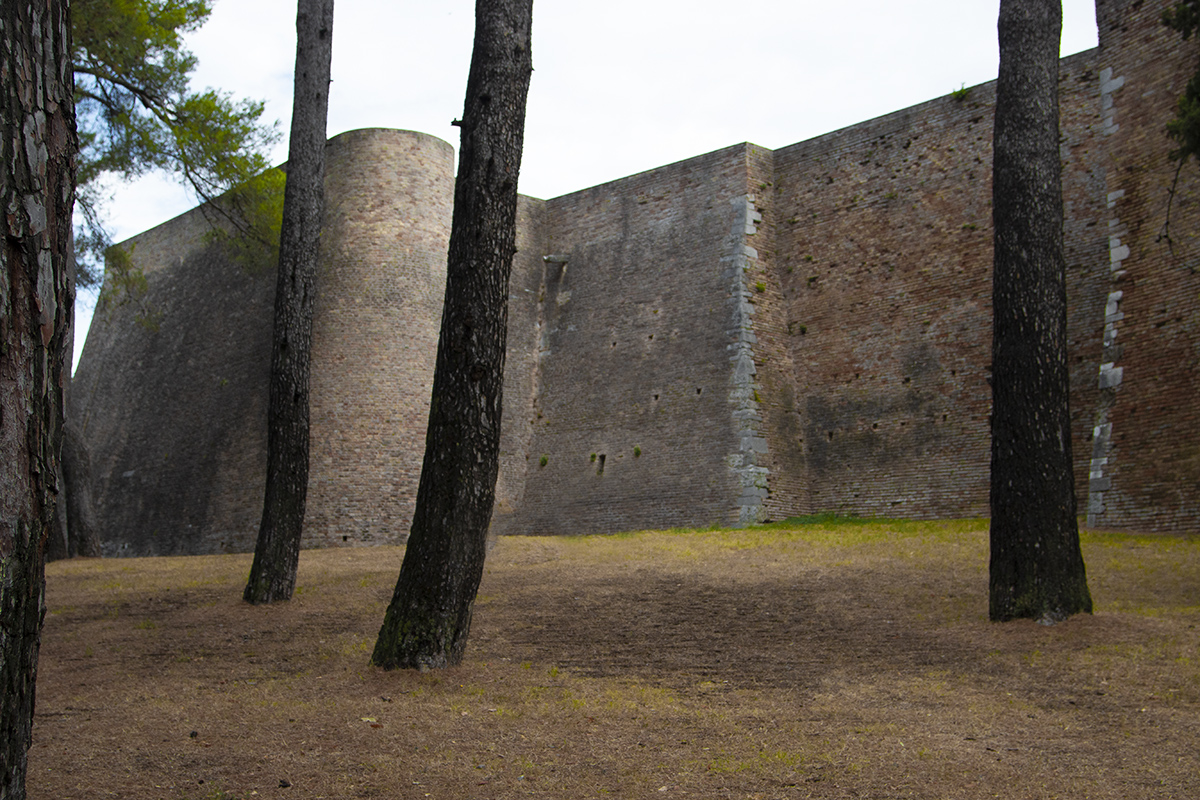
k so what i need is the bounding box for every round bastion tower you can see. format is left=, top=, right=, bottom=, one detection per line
left=70, top=129, right=455, bottom=556
left=303, top=128, right=455, bottom=547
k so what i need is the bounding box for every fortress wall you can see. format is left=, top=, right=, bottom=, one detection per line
left=729, top=146, right=787, bottom=522
left=770, top=89, right=999, bottom=520
left=491, top=194, right=550, bottom=534
left=761, top=50, right=1107, bottom=521
left=502, top=146, right=756, bottom=534
left=72, top=129, right=460, bottom=556
left=71, top=207, right=276, bottom=555
left=72, top=0, right=1200, bottom=550
left=1088, top=0, right=1200, bottom=532
left=1059, top=50, right=1113, bottom=496
left=304, top=129, right=455, bottom=547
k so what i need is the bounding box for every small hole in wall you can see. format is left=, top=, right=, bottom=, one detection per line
left=653, top=394, right=659, bottom=401
left=648, top=334, right=654, bottom=340
left=872, top=423, right=879, bottom=429
left=612, top=342, right=617, bottom=347
left=342, top=535, right=348, bottom=542
left=827, top=431, right=834, bottom=441
left=597, top=454, right=606, bottom=476
left=696, top=388, right=702, bottom=395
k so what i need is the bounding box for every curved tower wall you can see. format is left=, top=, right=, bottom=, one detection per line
left=71, top=129, right=455, bottom=555
left=304, top=129, right=454, bottom=547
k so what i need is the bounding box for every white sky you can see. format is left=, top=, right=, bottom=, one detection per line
left=74, top=0, right=1101, bottom=366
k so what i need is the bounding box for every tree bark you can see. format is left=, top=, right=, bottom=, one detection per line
left=244, top=0, right=335, bottom=604
left=61, top=423, right=101, bottom=558
left=372, top=0, right=534, bottom=670
left=1, top=0, right=77, bottom=796
left=989, top=0, right=1092, bottom=623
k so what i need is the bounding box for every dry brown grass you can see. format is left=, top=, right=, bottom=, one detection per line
left=30, top=519, right=1200, bottom=799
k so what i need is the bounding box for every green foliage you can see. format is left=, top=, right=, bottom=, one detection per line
left=1163, top=2, right=1200, bottom=163
left=72, top=0, right=280, bottom=288
left=951, top=83, right=970, bottom=101
left=95, top=243, right=163, bottom=330
left=1158, top=2, right=1200, bottom=256
left=205, top=167, right=286, bottom=274
left=1164, top=0, right=1200, bottom=39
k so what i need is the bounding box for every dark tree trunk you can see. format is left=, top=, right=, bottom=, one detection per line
left=989, top=0, right=1092, bottom=623
left=244, top=0, right=335, bottom=604
left=46, top=242, right=75, bottom=563
left=61, top=423, right=101, bottom=558
left=372, top=0, right=534, bottom=670
left=0, top=0, right=77, bottom=796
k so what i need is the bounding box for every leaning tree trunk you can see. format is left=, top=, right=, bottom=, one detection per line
left=989, top=0, right=1092, bottom=623
left=1, top=1, right=77, bottom=797
left=372, top=0, right=534, bottom=670
left=244, top=0, right=335, bottom=604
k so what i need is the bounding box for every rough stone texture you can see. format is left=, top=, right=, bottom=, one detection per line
left=1085, top=0, right=1200, bottom=532
left=72, top=205, right=274, bottom=556
left=505, top=146, right=759, bottom=534
left=72, top=0, right=1199, bottom=552
left=305, top=129, right=454, bottom=549
left=72, top=130, right=454, bottom=555
left=761, top=49, right=1108, bottom=522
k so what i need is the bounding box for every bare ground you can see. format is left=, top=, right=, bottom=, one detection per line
left=29, top=520, right=1200, bottom=799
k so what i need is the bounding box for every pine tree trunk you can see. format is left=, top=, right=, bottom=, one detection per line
left=989, top=0, right=1092, bottom=623
left=244, top=0, right=335, bottom=604
left=372, top=0, right=534, bottom=670
left=1, top=1, right=77, bottom=796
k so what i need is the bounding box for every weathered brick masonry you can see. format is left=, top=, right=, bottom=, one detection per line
left=1086, top=0, right=1200, bottom=531
left=72, top=0, right=1198, bottom=554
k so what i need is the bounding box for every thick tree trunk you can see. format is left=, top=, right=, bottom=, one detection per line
left=989, top=0, right=1092, bottom=623
left=0, top=1, right=77, bottom=796
left=244, top=0, right=335, bottom=604
left=372, top=0, right=533, bottom=670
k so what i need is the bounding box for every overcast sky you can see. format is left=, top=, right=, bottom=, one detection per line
left=74, top=0, right=1101, bottom=364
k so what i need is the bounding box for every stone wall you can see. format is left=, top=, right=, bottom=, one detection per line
left=305, top=129, right=454, bottom=548
left=71, top=204, right=274, bottom=555
left=498, top=146, right=758, bottom=534
left=72, top=129, right=458, bottom=554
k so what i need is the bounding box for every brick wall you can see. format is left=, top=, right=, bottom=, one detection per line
left=1087, top=0, right=1200, bottom=532
left=756, top=50, right=1106, bottom=522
